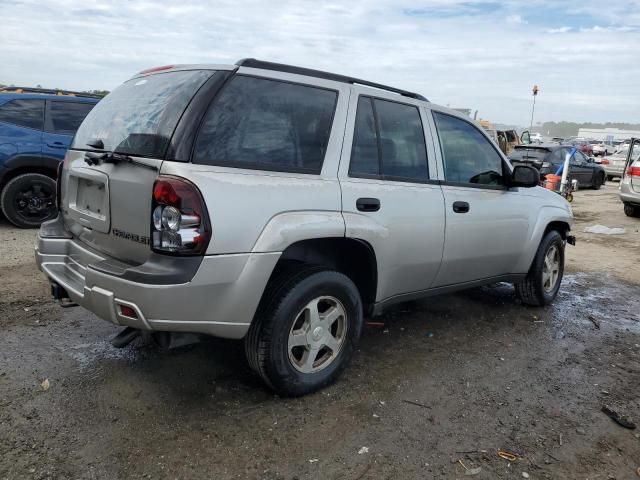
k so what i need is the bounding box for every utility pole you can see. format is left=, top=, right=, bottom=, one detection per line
left=530, top=84, right=539, bottom=132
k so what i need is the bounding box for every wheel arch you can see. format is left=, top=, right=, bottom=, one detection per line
left=0, top=155, right=60, bottom=190
left=267, top=237, right=378, bottom=315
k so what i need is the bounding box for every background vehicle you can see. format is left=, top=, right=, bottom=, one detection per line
left=592, top=141, right=612, bottom=156
left=0, top=87, right=100, bottom=227
left=620, top=138, right=640, bottom=217
left=36, top=60, right=573, bottom=396
left=509, top=144, right=606, bottom=189
left=601, top=149, right=640, bottom=180
left=563, top=138, right=594, bottom=156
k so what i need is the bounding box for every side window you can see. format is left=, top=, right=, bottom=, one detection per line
left=47, top=101, right=95, bottom=135
left=193, top=76, right=337, bottom=173
left=349, top=96, right=429, bottom=182
left=548, top=149, right=565, bottom=165
left=433, top=112, right=504, bottom=186
left=349, top=97, right=379, bottom=176
left=0, top=99, right=44, bottom=130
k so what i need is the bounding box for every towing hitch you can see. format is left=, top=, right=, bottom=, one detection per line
left=50, top=282, right=78, bottom=308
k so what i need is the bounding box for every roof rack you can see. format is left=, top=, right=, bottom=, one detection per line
left=0, top=86, right=102, bottom=99
left=236, top=58, right=428, bottom=102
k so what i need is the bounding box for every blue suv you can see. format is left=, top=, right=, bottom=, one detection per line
left=0, top=88, right=100, bottom=227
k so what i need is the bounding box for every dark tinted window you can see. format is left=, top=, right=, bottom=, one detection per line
left=509, top=148, right=549, bottom=162
left=433, top=112, right=504, bottom=186
left=73, top=70, right=213, bottom=157
left=47, top=101, right=95, bottom=134
left=349, top=96, right=429, bottom=181
left=548, top=148, right=569, bottom=165
left=349, top=97, right=379, bottom=176
left=0, top=99, right=44, bottom=130
left=193, top=76, right=337, bottom=173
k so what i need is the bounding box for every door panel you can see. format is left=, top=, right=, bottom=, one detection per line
left=430, top=110, right=532, bottom=286
left=338, top=89, right=445, bottom=302
left=433, top=186, right=531, bottom=286
left=341, top=179, right=445, bottom=300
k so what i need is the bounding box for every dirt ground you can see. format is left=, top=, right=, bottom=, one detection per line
left=1, top=183, right=639, bottom=480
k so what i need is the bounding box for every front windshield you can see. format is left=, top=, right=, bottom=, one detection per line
left=72, top=70, right=213, bottom=158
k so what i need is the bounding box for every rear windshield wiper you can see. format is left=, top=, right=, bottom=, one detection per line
left=84, top=151, right=158, bottom=172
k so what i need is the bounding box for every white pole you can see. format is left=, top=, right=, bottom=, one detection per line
left=560, top=148, right=574, bottom=194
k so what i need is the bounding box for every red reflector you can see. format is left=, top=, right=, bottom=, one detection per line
left=120, top=305, right=138, bottom=318
left=601, top=158, right=609, bottom=165
left=138, top=65, right=175, bottom=75
left=627, top=166, right=640, bottom=177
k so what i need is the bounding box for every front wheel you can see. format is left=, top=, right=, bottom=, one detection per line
left=515, top=230, right=565, bottom=306
left=245, top=267, right=363, bottom=397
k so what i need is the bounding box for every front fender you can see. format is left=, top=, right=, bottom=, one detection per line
left=251, top=211, right=345, bottom=253
left=514, top=204, right=573, bottom=273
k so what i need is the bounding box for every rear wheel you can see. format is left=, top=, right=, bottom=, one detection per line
left=592, top=172, right=604, bottom=190
left=244, top=266, right=363, bottom=396
left=1, top=173, right=57, bottom=228
left=515, top=230, right=565, bottom=306
left=624, top=203, right=640, bottom=218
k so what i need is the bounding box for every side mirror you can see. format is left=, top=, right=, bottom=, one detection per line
left=520, top=131, right=531, bottom=145
left=511, top=165, right=539, bottom=188
left=587, top=157, right=595, bottom=163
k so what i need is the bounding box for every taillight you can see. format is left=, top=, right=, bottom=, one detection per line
left=601, top=158, right=609, bottom=165
left=627, top=166, right=640, bottom=177
left=55, top=161, right=64, bottom=210
left=151, top=176, right=211, bottom=255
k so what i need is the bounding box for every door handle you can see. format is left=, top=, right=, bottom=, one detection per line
left=356, top=197, right=380, bottom=212
left=452, top=201, right=470, bottom=213
left=47, top=142, right=66, bottom=148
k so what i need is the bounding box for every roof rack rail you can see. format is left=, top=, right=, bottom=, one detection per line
left=0, top=86, right=103, bottom=99
left=235, top=58, right=428, bottom=102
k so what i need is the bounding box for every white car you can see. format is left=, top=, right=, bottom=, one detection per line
left=592, top=142, right=612, bottom=157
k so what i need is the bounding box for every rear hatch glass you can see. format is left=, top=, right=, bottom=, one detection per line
left=63, top=69, right=214, bottom=264
left=72, top=70, right=213, bottom=158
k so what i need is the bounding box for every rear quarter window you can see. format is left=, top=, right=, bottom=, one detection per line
left=192, top=75, right=338, bottom=174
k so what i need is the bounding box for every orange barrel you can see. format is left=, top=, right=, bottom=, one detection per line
left=545, top=174, right=562, bottom=191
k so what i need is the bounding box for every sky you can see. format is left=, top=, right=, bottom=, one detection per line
left=1, top=0, right=639, bottom=126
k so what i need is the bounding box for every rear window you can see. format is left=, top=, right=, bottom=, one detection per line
left=193, top=75, right=337, bottom=174
left=509, top=148, right=549, bottom=162
left=47, top=101, right=95, bottom=135
left=72, top=70, right=213, bottom=158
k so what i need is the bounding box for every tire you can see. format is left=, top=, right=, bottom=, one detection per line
left=592, top=172, right=604, bottom=190
left=1, top=173, right=57, bottom=228
left=515, top=230, right=565, bottom=306
left=624, top=203, right=640, bottom=218
left=244, top=266, right=363, bottom=397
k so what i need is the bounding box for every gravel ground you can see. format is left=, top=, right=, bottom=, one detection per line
left=1, top=183, right=639, bottom=480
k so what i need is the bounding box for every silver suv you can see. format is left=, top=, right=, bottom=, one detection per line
left=36, top=60, right=574, bottom=396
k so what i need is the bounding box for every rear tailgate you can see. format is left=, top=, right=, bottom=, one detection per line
left=60, top=68, right=217, bottom=265
left=61, top=151, right=161, bottom=264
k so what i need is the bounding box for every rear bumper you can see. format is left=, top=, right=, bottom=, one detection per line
left=35, top=219, right=280, bottom=339
left=620, top=183, right=640, bottom=205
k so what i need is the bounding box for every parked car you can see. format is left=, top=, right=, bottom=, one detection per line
left=601, top=149, right=640, bottom=180
left=509, top=144, right=607, bottom=189
left=591, top=141, right=612, bottom=157
left=36, top=60, right=574, bottom=396
left=0, top=87, right=100, bottom=227
left=563, top=138, right=594, bottom=156
left=620, top=139, right=640, bottom=217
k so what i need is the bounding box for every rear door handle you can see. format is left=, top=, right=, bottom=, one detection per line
left=452, top=201, right=470, bottom=213
left=356, top=197, right=380, bottom=212
left=47, top=142, right=66, bottom=148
